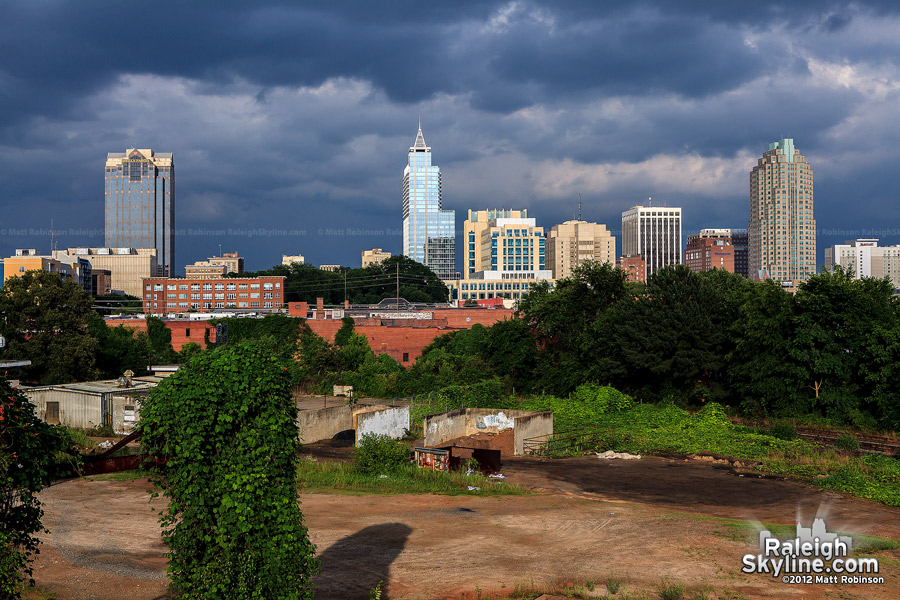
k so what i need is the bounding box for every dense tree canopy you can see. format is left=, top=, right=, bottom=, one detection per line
left=229, top=255, right=449, bottom=304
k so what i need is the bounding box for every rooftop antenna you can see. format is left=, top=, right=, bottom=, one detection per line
left=218, top=243, right=222, bottom=257
left=50, top=219, right=54, bottom=253
left=648, top=196, right=652, bottom=207
left=578, top=194, right=582, bottom=221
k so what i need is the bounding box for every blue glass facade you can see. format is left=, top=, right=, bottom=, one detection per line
left=105, top=148, right=174, bottom=276
left=402, top=126, right=455, bottom=280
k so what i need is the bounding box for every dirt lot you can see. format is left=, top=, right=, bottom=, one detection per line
left=30, top=452, right=900, bottom=599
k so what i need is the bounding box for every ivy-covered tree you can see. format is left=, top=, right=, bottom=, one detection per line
left=138, top=340, right=317, bottom=599
left=88, top=315, right=150, bottom=378
left=0, top=270, right=99, bottom=384
left=0, top=379, right=74, bottom=597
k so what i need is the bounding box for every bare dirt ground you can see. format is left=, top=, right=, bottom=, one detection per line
left=30, top=451, right=900, bottom=600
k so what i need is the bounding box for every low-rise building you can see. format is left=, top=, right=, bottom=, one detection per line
left=62, top=247, right=158, bottom=298
left=361, top=248, right=391, bottom=268
left=319, top=264, right=342, bottom=272
left=445, top=270, right=554, bottom=305
left=185, top=251, right=244, bottom=278
left=92, top=269, right=113, bottom=296
left=141, top=275, right=287, bottom=314
left=3, top=249, right=69, bottom=285
left=617, top=254, right=646, bottom=283
left=282, top=254, right=306, bottom=266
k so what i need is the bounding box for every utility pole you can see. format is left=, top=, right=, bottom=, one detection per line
left=396, top=263, right=400, bottom=313
left=344, top=270, right=347, bottom=304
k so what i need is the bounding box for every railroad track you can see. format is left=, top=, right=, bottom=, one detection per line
left=795, top=429, right=900, bottom=455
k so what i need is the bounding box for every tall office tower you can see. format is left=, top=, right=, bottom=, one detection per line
left=730, top=230, right=749, bottom=278
left=463, top=209, right=529, bottom=277
left=748, top=138, right=815, bottom=289
left=546, top=220, right=616, bottom=280
left=402, top=124, right=455, bottom=280
left=621, top=205, right=682, bottom=278
left=105, top=148, right=174, bottom=277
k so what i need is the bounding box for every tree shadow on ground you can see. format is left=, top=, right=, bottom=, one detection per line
left=314, top=522, right=412, bottom=599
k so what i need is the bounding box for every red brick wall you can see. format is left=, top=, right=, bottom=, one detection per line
left=105, top=318, right=214, bottom=352
left=109, top=307, right=515, bottom=366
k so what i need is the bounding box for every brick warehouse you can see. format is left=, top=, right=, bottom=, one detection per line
left=105, top=305, right=513, bottom=366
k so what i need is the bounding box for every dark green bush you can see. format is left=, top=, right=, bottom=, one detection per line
left=355, top=434, right=412, bottom=474
left=769, top=423, right=797, bottom=441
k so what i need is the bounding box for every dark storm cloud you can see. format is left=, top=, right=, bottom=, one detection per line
left=2, top=0, right=900, bottom=270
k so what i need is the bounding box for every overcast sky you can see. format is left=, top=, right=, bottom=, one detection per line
left=2, top=1, right=899, bottom=273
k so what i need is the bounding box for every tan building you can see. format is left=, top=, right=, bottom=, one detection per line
left=319, top=264, right=341, bottom=272
left=62, top=248, right=158, bottom=298
left=685, top=230, right=736, bottom=273
left=547, top=220, right=616, bottom=279
left=616, top=254, right=646, bottom=283
left=185, top=252, right=244, bottom=279
left=282, top=254, right=305, bottom=266
left=749, top=138, right=815, bottom=289
left=361, top=248, right=391, bottom=268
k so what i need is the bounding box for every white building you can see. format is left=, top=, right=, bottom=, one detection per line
left=824, top=239, right=900, bottom=288
left=621, top=205, right=682, bottom=278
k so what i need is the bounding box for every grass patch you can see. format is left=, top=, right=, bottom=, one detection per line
left=296, top=457, right=528, bottom=496
left=85, top=468, right=150, bottom=482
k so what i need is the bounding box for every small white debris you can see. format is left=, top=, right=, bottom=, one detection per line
left=488, top=474, right=506, bottom=479
left=98, top=440, right=113, bottom=450
left=379, top=474, right=388, bottom=479
left=467, top=486, right=480, bottom=491
left=596, top=450, right=641, bottom=460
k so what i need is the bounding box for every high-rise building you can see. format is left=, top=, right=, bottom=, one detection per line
left=748, top=138, right=815, bottom=289
left=402, top=123, right=455, bottom=280
left=463, top=210, right=546, bottom=275
left=105, top=148, right=174, bottom=277
left=621, top=205, right=682, bottom=278
left=685, top=229, right=736, bottom=274
left=546, top=220, right=616, bottom=280
left=824, top=239, right=900, bottom=288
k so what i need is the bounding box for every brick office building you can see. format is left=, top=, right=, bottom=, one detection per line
left=141, top=275, right=286, bottom=314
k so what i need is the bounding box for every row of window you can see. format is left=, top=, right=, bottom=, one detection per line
left=151, top=301, right=275, bottom=310
left=148, top=281, right=278, bottom=292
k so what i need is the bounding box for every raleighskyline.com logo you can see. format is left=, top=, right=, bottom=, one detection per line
left=741, top=518, right=883, bottom=585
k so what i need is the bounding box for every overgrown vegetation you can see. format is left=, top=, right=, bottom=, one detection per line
left=138, top=340, right=318, bottom=599
left=0, top=379, right=78, bottom=598
left=296, top=457, right=526, bottom=496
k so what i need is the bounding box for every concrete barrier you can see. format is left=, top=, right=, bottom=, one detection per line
left=423, top=407, right=553, bottom=455
left=356, top=406, right=410, bottom=443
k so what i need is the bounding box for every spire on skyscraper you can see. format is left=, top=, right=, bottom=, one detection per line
left=413, top=120, right=427, bottom=150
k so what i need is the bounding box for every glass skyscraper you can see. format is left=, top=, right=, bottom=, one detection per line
left=105, top=148, right=174, bottom=277
left=402, top=124, right=455, bottom=280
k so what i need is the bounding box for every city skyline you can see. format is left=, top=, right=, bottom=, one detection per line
left=2, top=2, right=900, bottom=271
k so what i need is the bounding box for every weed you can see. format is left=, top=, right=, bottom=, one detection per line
left=835, top=434, right=860, bottom=452
left=658, top=580, right=685, bottom=600
left=606, top=575, right=621, bottom=594
left=768, top=423, right=796, bottom=441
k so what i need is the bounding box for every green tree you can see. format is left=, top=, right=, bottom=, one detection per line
left=88, top=315, right=150, bottom=378
left=146, top=316, right=178, bottom=365
left=0, top=270, right=99, bottom=384
left=0, top=378, right=74, bottom=597
left=138, top=341, right=317, bottom=598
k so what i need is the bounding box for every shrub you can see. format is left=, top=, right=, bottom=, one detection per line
left=769, top=423, right=797, bottom=441
left=139, top=341, right=317, bottom=599
left=0, top=379, right=74, bottom=598
left=835, top=434, right=860, bottom=452
left=355, top=434, right=412, bottom=474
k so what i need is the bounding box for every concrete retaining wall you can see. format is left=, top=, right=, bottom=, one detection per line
left=296, top=404, right=354, bottom=444
left=423, top=407, right=553, bottom=455
left=356, top=406, right=410, bottom=444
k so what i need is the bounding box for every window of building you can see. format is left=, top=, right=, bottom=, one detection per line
left=238, top=283, right=248, bottom=290
left=227, top=293, right=236, bottom=300
left=251, top=283, right=260, bottom=289
left=214, top=283, right=224, bottom=290
left=263, top=283, right=274, bottom=290
left=202, top=283, right=212, bottom=291
left=402, top=353, right=409, bottom=362
left=215, top=293, right=224, bottom=300
left=179, top=284, right=188, bottom=290
left=226, top=283, right=236, bottom=290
